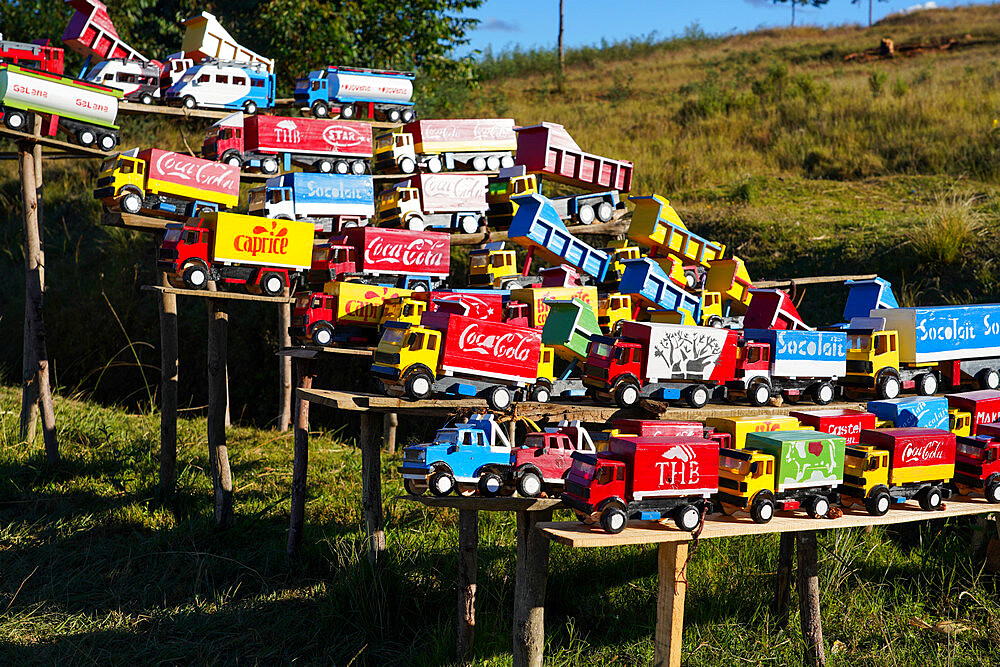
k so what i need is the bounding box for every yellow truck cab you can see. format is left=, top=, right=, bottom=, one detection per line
left=604, top=243, right=642, bottom=282
left=701, top=291, right=725, bottom=327
left=375, top=322, right=441, bottom=397
left=380, top=297, right=428, bottom=328
left=598, top=293, right=633, bottom=334
left=101, top=153, right=145, bottom=201
left=719, top=448, right=777, bottom=520
left=845, top=328, right=902, bottom=396
left=949, top=409, right=972, bottom=437
left=468, top=248, right=522, bottom=289
left=377, top=186, right=420, bottom=229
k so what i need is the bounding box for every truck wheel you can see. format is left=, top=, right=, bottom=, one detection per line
left=614, top=381, right=641, bottom=408
left=351, top=160, right=367, bottom=175
left=705, top=315, right=724, bottom=328
left=387, top=108, right=402, bottom=123
left=750, top=493, right=775, bottom=524
left=747, top=380, right=771, bottom=407
left=182, top=264, right=209, bottom=290
left=406, top=215, right=425, bottom=232
left=459, top=216, right=479, bottom=234
left=404, top=371, right=433, bottom=400
left=600, top=506, right=628, bottom=534
left=98, top=133, right=117, bottom=151
left=334, top=160, right=350, bottom=174
left=223, top=152, right=243, bottom=168
left=429, top=471, right=456, bottom=497
left=119, top=191, right=143, bottom=214
left=807, top=495, right=830, bottom=519
left=596, top=201, right=615, bottom=222
left=684, top=270, right=699, bottom=290
left=403, top=478, right=427, bottom=496
left=812, top=382, right=835, bottom=405
left=978, top=368, right=1000, bottom=390
left=876, top=373, right=901, bottom=400
left=486, top=155, right=501, bottom=171
left=916, top=372, right=938, bottom=396
left=919, top=486, right=943, bottom=511
left=243, top=100, right=258, bottom=115
left=426, top=156, right=443, bottom=173
left=311, top=100, right=329, bottom=118
left=530, top=384, right=551, bottom=403
left=577, top=204, right=596, bottom=225
left=182, top=95, right=196, bottom=109
left=260, top=157, right=279, bottom=175
left=260, top=272, right=285, bottom=296
left=686, top=385, right=710, bottom=409
left=3, top=110, right=27, bottom=130
left=339, top=104, right=356, bottom=119
left=311, top=324, right=334, bottom=347
left=486, top=386, right=513, bottom=411
left=675, top=504, right=702, bottom=532
left=76, top=128, right=96, bottom=146
left=401, top=109, right=415, bottom=123
left=865, top=487, right=891, bottom=516
left=315, top=159, right=333, bottom=173
left=398, top=156, right=417, bottom=174
left=140, top=93, right=153, bottom=105
left=471, top=156, right=487, bottom=172
left=986, top=478, right=1000, bottom=503
left=517, top=471, right=543, bottom=498
left=478, top=472, right=504, bottom=497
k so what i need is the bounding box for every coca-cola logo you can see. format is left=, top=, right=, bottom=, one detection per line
left=423, top=176, right=484, bottom=200
left=323, top=124, right=367, bottom=147
left=901, top=439, right=947, bottom=464
left=364, top=238, right=446, bottom=268
left=458, top=324, right=532, bottom=362
left=155, top=151, right=237, bottom=192
left=422, top=123, right=511, bottom=142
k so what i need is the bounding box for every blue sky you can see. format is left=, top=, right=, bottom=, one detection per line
left=461, top=0, right=984, bottom=57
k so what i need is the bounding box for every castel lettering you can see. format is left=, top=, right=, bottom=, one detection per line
left=364, top=237, right=446, bottom=269
left=233, top=220, right=290, bottom=257
left=655, top=445, right=700, bottom=486
left=458, top=324, right=532, bottom=362
left=901, top=439, right=946, bottom=464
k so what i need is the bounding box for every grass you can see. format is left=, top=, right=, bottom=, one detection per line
left=4, top=384, right=1000, bottom=664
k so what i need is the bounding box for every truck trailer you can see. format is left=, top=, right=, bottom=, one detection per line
left=732, top=329, right=847, bottom=406
left=248, top=173, right=374, bottom=232
left=376, top=173, right=488, bottom=233
left=375, top=118, right=517, bottom=174
left=308, top=227, right=449, bottom=290
left=290, top=282, right=413, bottom=346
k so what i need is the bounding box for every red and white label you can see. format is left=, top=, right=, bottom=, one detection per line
left=458, top=324, right=534, bottom=362
left=364, top=236, right=446, bottom=271
left=900, top=439, right=948, bottom=465
left=149, top=149, right=239, bottom=196
left=654, top=445, right=701, bottom=486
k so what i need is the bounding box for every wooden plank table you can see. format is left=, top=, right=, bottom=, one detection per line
left=537, top=499, right=1000, bottom=667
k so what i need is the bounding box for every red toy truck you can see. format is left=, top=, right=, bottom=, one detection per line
left=562, top=436, right=719, bottom=533
left=0, top=36, right=64, bottom=74
left=790, top=409, right=878, bottom=446
left=309, top=227, right=449, bottom=290
left=202, top=112, right=373, bottom=174
left=504, top=422, right=598, bottom=498
left=952, top=423, right=1000, bottom=502
left=945, top=390, right=1000, bottom=435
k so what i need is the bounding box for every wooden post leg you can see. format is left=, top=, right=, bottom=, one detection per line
left=20, top=143, right=44, bottom=444
left=158, top=272, right=179, bottom=500
left=278, top=293, right=292, bottom=431
left=457, top=508, right=479, bottom=663
left=360, top=413, right=385, bottom=563
left=207, top=299, right=234, bottom=528
left=653, top=541, right=689, bottom=667
left=512, top=508, right=552, bottom=667
left=507, top=419, right=517, bottom=446
left=383, top=412, right=398, bottom=455
left=773, top=532, right=796, bottom=626
left=797, top=531, right=826, bottom=667
left=287, top=358, right=314, bottom=561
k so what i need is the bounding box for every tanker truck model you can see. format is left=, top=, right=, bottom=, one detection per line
left=375, top=119, right=516, bottom=174
left=158, top=212, right=314, bottom=295
left=95, top=148, right=239, bottom=218
left=717, top=430, right=846, bottom=523
left=840, top=428, right=956, bottom=515
left=295, top=66, right=415, bottom=122
left=202, top=112, right=372, bottom=174
left=561, top=435, right=719, bottom=533
left=843, top=304, right=1000, bottom=399
left=165, top=60, right=274, bottom=114
left=377, top=173, right=488, bottom=233
left=0, top=63, right=122, bottom=150
left=249, top=173, right=374, bottom=232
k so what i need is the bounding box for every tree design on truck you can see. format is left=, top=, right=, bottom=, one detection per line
left=652, top=330, right=723, bottom=379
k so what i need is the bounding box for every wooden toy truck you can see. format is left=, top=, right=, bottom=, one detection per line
left=308, top=227, right=449, bottom=290
left=840, top=428, right=956, bottom=515
left=375, top=119, right=517, bottom=174
left=290, top=282, right=412, bottom=346
left=295, top=66, right=415, bottom=121
left=732, top=329, right=847, bottom=406
left=486, top=167, right=623, bottom=227
left=165, top=60, right=274, bottom=114
left=704, top=415, right=803, bottom=449
left=952, top=424, right=1000, bottom=503
left=503, top=423, right=598, bottom=498
left=945, top=390, right=1000, bottom=434
left=514, top=122, right=633, bottom=192
left=376, top=173, right=488, bottom=233
left=718, top=430, right=847, bottom=523
left=249, top=173, right=374, bottom=233
left=0, top=35, right=64, bottom=74
left=789, top=409, right=877, bottom=446
left=562, top=435, right=719, bottom=533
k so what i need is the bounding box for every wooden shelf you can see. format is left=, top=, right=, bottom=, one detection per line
left=754, top=274, right=879, bottom=289
left=401, top=494, right=563, bottom=512
left=450, top=216, right=628, bottom=247
left=278, top=345, right=374, bottom=358
left=0, top=126, right=111, bottom=158
left=118, top=102, right=232, bottom=120
left=141, top=284, right=294, bottom=303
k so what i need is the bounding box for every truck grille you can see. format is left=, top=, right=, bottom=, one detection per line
left=374, top=351, right=400, bottom=366
left=96, top=176, right=114, bottom=187
left=565, top=481, right=590, bottom=499
left=159, top=249, right=179, bottom=260
left=583, top=364, right=608, bottom=380
left=846, top=360, right=873, bottom=374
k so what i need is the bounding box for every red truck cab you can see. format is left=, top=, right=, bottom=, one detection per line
left=310, top=242, right=356, bottom=284
left=158, top=225, right=211, bottom=288
left=953, top=422, right=1000, bottom=502
left=585, top=336, right=643, bottom=389
left=510, top=429, right=596, bottom=497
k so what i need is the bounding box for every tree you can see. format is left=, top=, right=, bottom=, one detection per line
left=771, top=0, right=830, bottom=27
left=558, top=0, right=565, bottom=76
left=851, top=0, right=890, bottom=28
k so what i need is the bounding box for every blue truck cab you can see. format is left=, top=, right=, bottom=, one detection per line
left=399, top=414, right=513, bottom=496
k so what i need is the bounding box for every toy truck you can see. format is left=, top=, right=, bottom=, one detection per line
left=844, top=304, right=1000, bottom=399
left=62, top=0, right=146, bottom=63
left=618, top=258, right=703, bottom=324
left=952, top=427, right=1000, bottom=503
left=95, top=148, right=239, bottom=217
left=584, top=321, right=739, bottom=408
left=295, top=66, right=415, bottom=122
left=308, top=227, right=449, bottom=290
left=399, top=414, right=511, bottom=496
left=562, top=435, right=719, bottom=533
left=0, top=63, right=122, bottom=150
left=291, top=282, right=411, bottom=346
left=743, top=289, right=811, bottom=330
left=514, top=122, right=633, bottom=192
left=541, top=298, right=602, bottom=365
left=945, top=390, right=1000, bottom=434
left=372, top=310, right=549, bottom=409
left=592, top=418, right=708, bottom=450
left=202, top=113, right=373, bottom=174
left=598, top=293, right=633, bottom=334
left=867, top=396, right=949, bottom=429
left=718, top=430, right=846, bottom=523
left=158, top=212, right=314, bottom=295
left=486, top=167, right=624, bottom=228
left=375, top=119, right=517, bottom=174
left=414, top=291, right=507, bottom=322
left=165, top=60, right=274, bottom=114
left=376, top=173, right=488, bottom=233
left=840, top=428, right=956, bottom=515
left=510, top=286, right=598, bottom=328
left=468, top=245, right=531, bottom=290
left=249, top=173, right=374, bottom=232
left=180, top=11, right=274, bottom=71
left=731, top=329, right=847, bottom=406
left=0, top=35, right=64, bottom=74
left=85, top=58, right=161, bottom=104
left=628, top=194, right=726, bottom=288
left=506, top=423, right=598, bottom=497
left=705, top=415, right=803, bottom=449
left=789, top=409, right=877, bottom=446
left=841, top=277, right=899, bottom=322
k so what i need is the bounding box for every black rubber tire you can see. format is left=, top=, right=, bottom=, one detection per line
left=486, top=385, right=513, bottom=411
left=339, top=105, right=356, bottom=119
left=600, top=506, right=628, bottom=534
left=182, top=264, right=209, bottom=290
left=986, top=478, right=1000, bottom=504
left=812, top=382, right=835, bottom=405
left=387, top=109, right=401, bottom=123
left=750, top=493, right=775, bottom=524
left=334, top=160, right=350, bottom=174
left=577, top=204, right=596, bottom=225
left=807, top=495, right=830, bottom=519
left=747, top=381, right=771, bottom=407
left=916, top=372, right=938, bottom=396
left=311, top=324, right=333, bottom=347
left=4, top=110, right=27, bottom=130
left=516, top=471, right=543, bottom=498
left=223, top=152, right=243, bottom=168
left=596, top=201, right=615, bottom=222
left=919, top=486, right=942, bottom=511
left=316, top=159, right=333, bottom=173
left=260, top=157, right=279, bottom=175
left=399, top=156, right=417, bottom=174
left=243, top=101, right=257, bottom=115
left=140, top=93, right=153, bottom=105
left=614, top=381, right=641, bottom=408
left=978, top=368, right=1000, bottom=390
left=76, top=128, right=96, bottom=146
left=530, top=384, right=551, bottom=403
left=401, top=109, right=415, bottom=122
left=876, top=373, right=901, bottom=400
left=429, top=471, right=455, bottom=497
left=477, top=472, right=504, bottom=497
left=120, top=190, right=143, bottom=214
left=865, top=488, right=891, bottom=516
left=403, top=478, right=425, bottom=496
left=98, top=134, right=117, bottom=151
left=675, top=504, right=702, bottom=532
left=260, top=272, right=285, bottom=297
left=312, top=101, right=329, bottom=118
left=686, top=385, right=710, bottom=409
left=182, top=96, right=196, bottom=109
left=404, top=371, right=433, bottom=400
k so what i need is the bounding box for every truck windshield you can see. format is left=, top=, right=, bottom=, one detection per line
left=957, top=442, right=985, bottom=460
left=249, top=190, right=264, bottom=206
left=590, top=342, right=612, bottom=358
left=847, top=334, right=869, bottom=351
left=163, top=228, right=182, bottom=243
left=470, top=254, right=489, bottom=268
left=720, top=455, right=748, bottom=474
left=381, top=327, right=407, bottom=346
left=434, top=431, right=459, bottom=445
left=571, top=458, right=596, bottom=480
left=294, top=296, right=309, bottom=309
left=523, top=433, right=546, bottom=449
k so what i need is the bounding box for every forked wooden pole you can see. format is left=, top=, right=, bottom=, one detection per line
left=360, top=413, right=386, bottom=562
left=278, top=289, right=292, bottom=431
left=383, top=412, right=398, bottom=455
left=653, top=541, right=689, bottom=667
left=287, top=358, right=315, bottom=561
left=797, top=531, right=826, bottom=667
left=512, top=508, right=552, bottom=667
left=207, top=298, right=234, bottom=528
left=158, top=269, right=179, bottom=499
left=457, top=508, right=479, bottom=662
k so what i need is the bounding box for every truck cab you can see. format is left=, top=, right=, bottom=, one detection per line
left=158, top=223, right=210, bottom=288
left=468, top=248, right=519, bottom=288
left=582, top=336, right=642, bottom=397
left=509, top=430, right=593, bottom=497
left=96, top=153, right=146, bottom=209
left=953, top=434, right=1000, bottom=502
left=380, top=297, right=428, bottom=328
left=309, top=243, right=356, bottom=283
left=845, top=324, right=902, bottom=397
left=290, top=291, right=338, bottom=346
left=733, top=340, right=773, bottom=404
left=372, top=321, right=441, bottom=397
left=248, top=184, right=294, bottom=219
left=718, top=448, right=778, bottom=521
left=598, top=293, right=633, bottom=334
left=606, top=245, right=641, bottom=282
left=564, top=452, right=628, bottom=520
left=486, top=173, right=539, bottom=227
left=376, top=132, right=426, bottom=174
left=841, top=445, right=892, bottom=513
left=205, top=121, right=245, bottom=165
left=950, top=409, right=972, bottom=437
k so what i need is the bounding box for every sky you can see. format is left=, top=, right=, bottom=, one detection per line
left=461, top=0, right=986, bottom=57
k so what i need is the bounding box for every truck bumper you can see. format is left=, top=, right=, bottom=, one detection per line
left=716, top=492, right=749, bottom=509
left=398, top=465, right=430, bottom=479
left=157, top=260, right=179, bottom=274
left=839, top=375, right=876, bottom=389
left=93, top=186, right=116, bottom=201
left=560, top=494, right=595, bottom=515
left=288, top=326, right=308, bottom=340
left=372, top=364, right=402, bottom=381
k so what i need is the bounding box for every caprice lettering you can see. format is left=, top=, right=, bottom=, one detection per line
left=458, top=324, right=533, bottom=362
left=233, top=233, right=289, bottom=256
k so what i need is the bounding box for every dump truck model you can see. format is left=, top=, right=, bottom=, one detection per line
left=180, top=11, right=274, bottom=71
left=718, top=430, right=846, bottom=523
left=584, top=321, right=739, bottom=408
left=377, top=173, right=488, bottom=233
left=486, top=167, right=624, bottom=227
left=504, top=424, right=598, bottom=498
left=841, top=277, right=899, bottom=323
left=952, top=427, right=1000, bottom=503
left=514, top=122, right=633, bottom=192
left=467, top=245, right=533, bottom=290
left=0, top=36, right=64, bottom=74
left=85, top=58, right=161, bottom=103
left=866, top=396, right=949, bottom=430
left=95, top=148, right=239, bottom=217
left=375, top=118, right=517, bottom=174
left=628, top=194, right=726, bottom=288
left=295, top=66, right=415, bottom=121
left=159, top=212, right=314, bottom=295
left=840, top=428, right=956, bottom=515
left=510, top=286, right=598, bottom=328
left=732, top=329, right=847, bottom=406
left=0, top=63, right=122, bottom=150
left=372, top=310, right=549, bottom=409
left=203, top=112, right=372, bottom=174
left=789, top=409, right=877, bottom=446
left=618, top=258, right=702, bottom=324
left=165, top=60, right=274, bottom=113
left=63, top=0, right=147, bottom=63
left=743, top=289, right=811, bottom=330
left=844, top=304, right=1000, bottom=399
left=945, top=390, right=1000, bottom=434
left=541, top=298, right=602, bottom=365
left=308, top=227, right=449, bottom=290
left=249, top=173, right=374, bottom=232
left=562, top=436, right=719, bottom=533
left=704, top=415, right=804, bottom=449
left=290, top=282, right=412, bottom=346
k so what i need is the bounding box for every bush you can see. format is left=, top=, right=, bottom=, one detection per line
left=869, top=69, right=888, bottom=98
left=910, top=193, right=984, bottom=264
